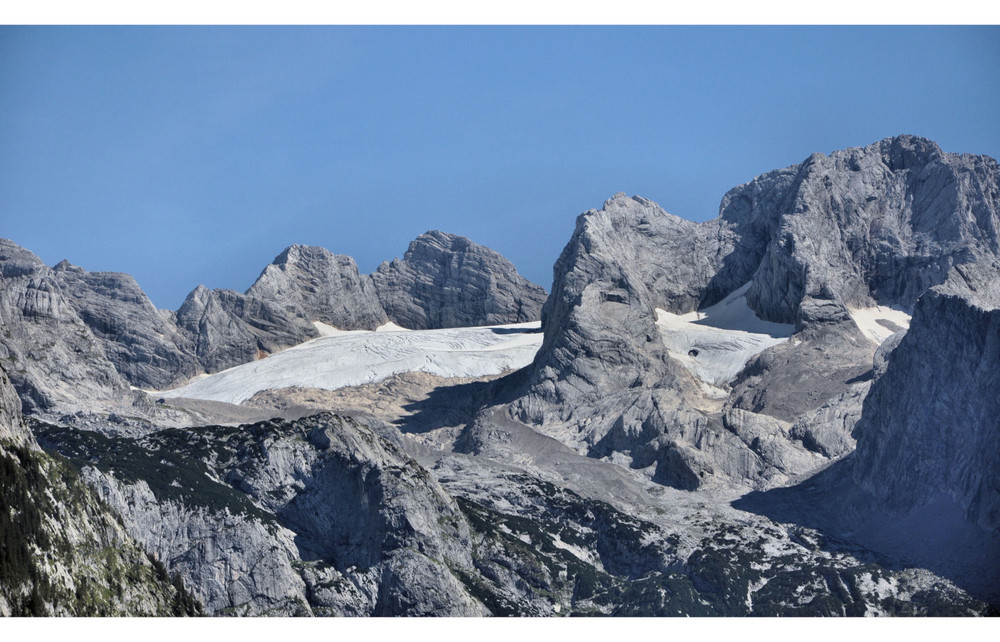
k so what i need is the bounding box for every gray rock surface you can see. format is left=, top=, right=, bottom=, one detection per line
left=52, top=261, right=199, bottom=389
left=506, top=135, right=1000, bottom=491
left=0, top=239, right=133, bottom=414
left=174, top=285, right=318, bottom=375
left=0, top=369, right=199, bottom=616
left=246, top=244, right=388, bottom=330
left=0, top=364, right=34, bottom=447
left=372, top=230, right=547, bottom=329
left=80, top=467, right=308, bottom=615
left=39, top=413, right=485, bottom=616
left=851, top=262, right=1000, bottom=533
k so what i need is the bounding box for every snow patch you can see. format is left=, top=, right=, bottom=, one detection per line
left=311, top=320, right=350, bottom=337
left=655, top=283, right=794, bottom=386
left=156, top=322, right=542, bottom=405
left=847, top=305, right=911, bottom=344
left=551, top=535, right=601, bottom=568
left=375, top=321, right=410, bottom=332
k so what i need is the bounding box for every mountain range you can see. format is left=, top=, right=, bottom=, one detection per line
left=0, top=135, right=997, bottom=616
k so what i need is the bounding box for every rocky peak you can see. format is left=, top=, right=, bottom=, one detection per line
left=0, top=238, right=47, bottom=278
left=0, top=239, right=132, bottom=413
left=247, top=244, right=388, bottom=331
left=174, top=284, right=318, bottom=374
left=509, top=136, right=1000, bottom=491
left=876, top=134, right=944, bottom=171
left=372, top=230, right=547, bottom=330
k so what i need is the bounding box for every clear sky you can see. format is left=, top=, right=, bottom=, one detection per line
left=2, top=26, right=998, bottom=309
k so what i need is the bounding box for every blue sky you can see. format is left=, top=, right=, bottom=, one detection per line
left=2, top=26, right=998, bottom=309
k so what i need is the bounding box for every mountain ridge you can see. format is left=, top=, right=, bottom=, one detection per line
left=2, top=134, right=998, bottom=614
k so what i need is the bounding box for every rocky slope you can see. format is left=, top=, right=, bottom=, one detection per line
left=33, top=404, right=991, bottom=617
left=36, top=412, right=487, bottom=616
left=173, top=285, right=318, bottom=375
left=0, top=239, right=134, bottom=415
left=506, top=135, right=1000, bottom=492
left=0, top=364, right=200, bottom=616
left=372, top=230, right=547, bottom=330
left=733, top=265, right=1000, bottom=602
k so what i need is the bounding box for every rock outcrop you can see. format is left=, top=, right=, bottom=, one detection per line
left=372, top=230, right=547, bottom=330
left=506, top=135, right=1000, bottom=491
left=52, top=261, right=198, bottom=389
left=38, top=413, right=485, bottom=616
left=0, top=366, right=33, bottom=447
left=246, top=244, right=389, bottom=331
left=851, top=261, right=1000, bottom=533
left=0, top=239, right=133, bottom=414
left=173, top=285, right=318, bottom=375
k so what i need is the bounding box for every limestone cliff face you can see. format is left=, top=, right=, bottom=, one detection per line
left=733, top=136, right=1000, bottom=324
left=39, top=413, right=484, bottom=616
left=52, top=261, right=199, bottom=389
left=0, top=239, right=133, bottom=414
left=508, top=136, right=1000, bottom=491
left=246, top=244, right=389, bottom=331
left=0, top=366, right=33, bottom=447
left=372, top=230, right=547, bottom=330
left=851, top=262, right=1000, bottom=533
left=173, top=284, right=318, bottom=375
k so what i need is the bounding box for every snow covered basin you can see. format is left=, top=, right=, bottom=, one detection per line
left=655, top=283, right=794, bottom=386
left=155, top=321, right=543, bottom=405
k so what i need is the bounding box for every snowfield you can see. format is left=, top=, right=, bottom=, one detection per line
left=847, top=305, right=911, bottom=344
left=656, top=282, right=794, bottom=386
left=154, top=321, right=543, bottom=405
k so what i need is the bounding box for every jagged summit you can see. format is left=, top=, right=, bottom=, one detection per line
left=247, top=243, right=388, bottom=331
left=3, top=136, right=999, bottom=615
left=506, top=135, right=1000, bottom=494
left=372, top=230, right=547, bottom=330
left=0, top=231, right=546, bottom=401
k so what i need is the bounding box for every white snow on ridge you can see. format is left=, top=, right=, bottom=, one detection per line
left=847, top=305, right=911, bottom=344
left=155, top=322, right=543, bottom=405
left=655, top=283, right=794, bottom=386
left=311, top=320, right=411, bottom=336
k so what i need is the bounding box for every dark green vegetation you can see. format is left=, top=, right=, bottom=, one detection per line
left=34, top=419, right=281, bottom=523
left=0, top=440, right=202, bottom=616
left=451, top=476, right=992, bottom=617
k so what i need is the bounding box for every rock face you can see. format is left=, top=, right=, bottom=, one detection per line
left=52, top=261, right=199, bottom=389
left=173, top=285, right=318, bottom=375
left=247, top=244, right=389, bottom=331
left=0, top=366, right=33, bottom=447
left=851, top=261, right=1000, bottom=533
left=38, top=413, right=485, bottom=616
left=733, top=263, right=1000, bottom=604
left=0, top=239, right=133, bottom=414
left=508, top=135, right=1000, bottom=491
left=372, top=230, right=547, bottom=330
